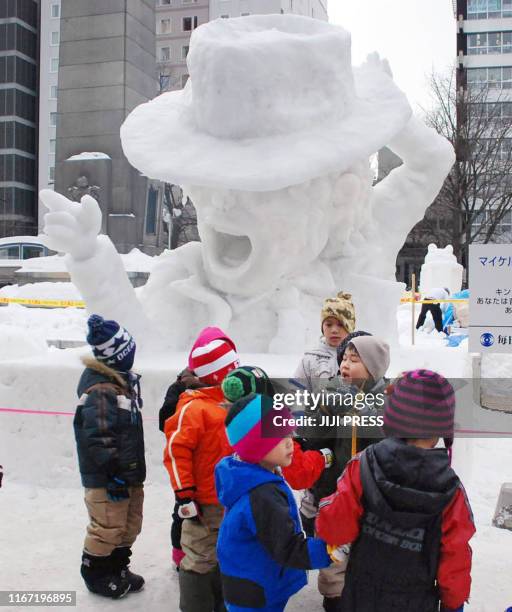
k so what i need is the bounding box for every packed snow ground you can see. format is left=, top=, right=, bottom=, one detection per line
left=1, top=302, right=511, bottom=611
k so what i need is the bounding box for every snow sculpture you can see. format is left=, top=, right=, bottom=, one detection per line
left=419, top=244, right=464, bottom=296
left=39, top=15, right=454, bottom=352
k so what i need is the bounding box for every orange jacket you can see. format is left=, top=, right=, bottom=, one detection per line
left=163, top=386, right=232, bottom=505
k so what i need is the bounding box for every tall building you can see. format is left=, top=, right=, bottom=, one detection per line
left=37, top=0, right=60, bottom=197
left=0, top=0, right=39, bottom=238
left=454, top=0, right=512, bottom=241
left=209, top=0, right=327, bottom=20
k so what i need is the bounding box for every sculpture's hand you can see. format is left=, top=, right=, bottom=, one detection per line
left=362, top=51, right=393, bottom=78
left=40, top=190, right=102, bottom=261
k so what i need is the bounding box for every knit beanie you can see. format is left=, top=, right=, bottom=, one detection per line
left=222, top=366, right=275, bottom=402
left=225, top=394, right=294, bottom=463
left=384, top=369, right=455, bottom=446
left=86, top=314, right=136, bottom=372
left=187, top=326, right=237, bottom=370
left=337, top=330, right=371, bottom=366
left=347, top=335, right=390, bottom=381
left=189, top=338, right=240, bottom=385
left=321, top=292, right=356, bottom=334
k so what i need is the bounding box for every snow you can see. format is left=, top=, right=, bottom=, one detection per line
left=419, top=243, right=464, bottom=295
left=67, top=152, right=111, bottom=161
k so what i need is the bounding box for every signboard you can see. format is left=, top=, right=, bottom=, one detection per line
left=469, top=243, right=512, bottom=353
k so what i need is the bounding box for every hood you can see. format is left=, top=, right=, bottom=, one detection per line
left=177, top=385, right=226, bottom=408
left=215, top=455, right=282, bottom=509
left=188, top=326, right=237, bottom=370
left=77, top=357, right=127, bottom=396
left=363, top=438, right=459, bottom=525
left=318, top=337, right=338, bottom=356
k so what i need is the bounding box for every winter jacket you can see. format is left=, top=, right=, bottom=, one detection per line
left=288, top=376, right=387, bottom=503
left=294, top=337, right=338, bottom=391
left=158, top=368, right=206, bottom=432
left=316, top=438, right=475, bottom=612
left=73, top=357, right=146, bottom=488
left=215, top=456, right=331, bottom=608
left=282, top=439, right=326, bottom=490
left=163, top=386, right=231, bottom=504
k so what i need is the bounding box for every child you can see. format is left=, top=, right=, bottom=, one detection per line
left=163, top=328, right=240, bottom=612
left=74, top=315, right=145, bottom=599
left=294, top=292, right=356, bottom=390
left=287, top=334, right=390, bottom=612
left=317, top=369, right=475, bottom=612
left=159, top=327, right=237, bottom=570
left=215, top=393, right=333, bottom=612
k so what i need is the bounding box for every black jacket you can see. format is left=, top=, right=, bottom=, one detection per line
left=73, top=358, right=146, bottom=488
left=342, top=438, right=460, bottom=612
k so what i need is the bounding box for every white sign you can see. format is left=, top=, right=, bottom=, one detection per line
left=469, top=243, right=512, bottom=353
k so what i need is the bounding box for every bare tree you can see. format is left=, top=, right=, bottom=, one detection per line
left=425, top=68, right=512, bottom=265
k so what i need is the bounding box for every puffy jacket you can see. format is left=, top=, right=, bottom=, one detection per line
left=215, top=456, right=331, bottom=608
left=294, top=337, right=338, bottom=391
left=73, top=357, right=146, bottom=488
left=316, top=438, right=475, bottom=612
left=282, top=439, right=326, bottom=490
left=163, top=386, right=231, bottom=504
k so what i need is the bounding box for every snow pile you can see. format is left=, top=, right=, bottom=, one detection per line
left=0, top=323, right=48, bottom=361
left=0, top=281, right=82, bottom=301
left=67, top=152, right=111, bottom=160
left=419, top=243, right=464, bottom=295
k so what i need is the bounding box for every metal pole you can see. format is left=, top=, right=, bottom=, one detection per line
left=411, top=273, right=416, bottom=346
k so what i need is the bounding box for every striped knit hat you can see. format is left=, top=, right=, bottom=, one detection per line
left=225, top=394, right=294, bottom=463
left=222, top=366, right=275, bottom=402
left=384, top=369, right=455, bottom=447
left=189, top=330, right=240, bottom=386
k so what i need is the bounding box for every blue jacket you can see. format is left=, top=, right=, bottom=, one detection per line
left=215, top=455, right=330, bottom=608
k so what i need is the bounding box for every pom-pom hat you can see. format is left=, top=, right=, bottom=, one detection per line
left=86, top=314, right=136, bottom=372
left=222, top=366, right=275, bottom=402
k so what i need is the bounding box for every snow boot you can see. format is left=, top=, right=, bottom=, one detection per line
left=323, top=596, right=342, bottom=612
left=179, top=568, right=226, bottom=612
left=80, top=552, right=130, bottom=599
left=111, top=546, right=145, bottom=592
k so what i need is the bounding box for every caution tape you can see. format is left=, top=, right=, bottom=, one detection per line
left=400, top=298, right=469, bottom=304
left=0, top=297, right=85, bottom=308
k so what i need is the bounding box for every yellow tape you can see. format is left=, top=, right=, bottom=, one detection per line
left=400, top=299, right=469, bottom=304
left=0, top=297, right=85, bottom=308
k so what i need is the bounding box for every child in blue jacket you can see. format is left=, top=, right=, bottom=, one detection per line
left=215, top=393, right=333, bottom=612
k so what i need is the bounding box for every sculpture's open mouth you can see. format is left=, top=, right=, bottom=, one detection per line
left=206, top=225, right=254, bottom=273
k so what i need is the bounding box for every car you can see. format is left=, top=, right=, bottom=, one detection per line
left=0, top=236, right=51, bottom=261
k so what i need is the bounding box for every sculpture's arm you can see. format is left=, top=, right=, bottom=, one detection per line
left=40, top=190, right=149, bottom=335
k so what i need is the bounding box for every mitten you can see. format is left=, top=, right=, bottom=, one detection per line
left=177, top=497, right=201, bottom=519
left=106, top=476, right=130, bottom=502
left=318, top=448, right=334, bottom=468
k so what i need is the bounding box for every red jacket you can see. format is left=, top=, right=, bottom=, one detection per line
left=316, top=453, right=475, bottom=610
left=282, top=440, right=325, bottom=490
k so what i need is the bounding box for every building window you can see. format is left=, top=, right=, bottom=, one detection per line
left=182, top=16, right=198, bottom=31
left=51, top=31, right=59, bottom=45
left=468, top=0, right=512, bottom=18
left=468, top=66, right=512, bottom=91
left=182, top=45, right=189, bottom=59
left=181, top=73, right=189, bottom=87
left=51, top=3, right=60, bottom=18
left=50, top=112, right=57, bottom=126
left=160, top=47, right=171, bottom=61
left=49, top=165, right=55, bottom=182
left=160, top=0, right=171, bottom=4
left=50, top=85, right=58, bottom=99
left=145, top=186, right=158, bottom=235
left=468, top=31, right=512, bottom=55
left=49, top=139, right=56, bottom=153
left=220, top=14, right=229, bottom=19
left=159, top=18, right=171, bottom=34
left=50, top=58, right=59, bottom=72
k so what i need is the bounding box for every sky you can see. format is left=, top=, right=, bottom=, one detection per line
left=329, top=0, right=456, bottom=111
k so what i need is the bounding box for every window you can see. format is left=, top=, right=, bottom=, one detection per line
left=160, top=0, right=171, bottom=4
left=182, top=16, right=198, bottom=31
left=145, top=186, right=158, bottom=234
left=159, top=18, right=171, bottom=34
left=181, top=73, right=189, bottom=87
left=160, top=46, right=170, bottom=61
left=50, top=112, right=57, bottom=126
left=182, top=45, right=189, bottom=59
left=0, top=245, right=20, bottom=259
left=22, top=245, right=44, bottom=259
left=50, top=58, right=58, bottom=72
left=49, top=139, right=56, bottom=153
left=50, top=85, right=58, bottom=99
left=51, top=31, right=59, bottom=45
left=467, top=0, right=512, bottom=18
left=468, top=66, right=512, bottom=91
left=51, top=3, right=60, bottom=18
left=49, top=165, right=55, bottom=182
left=468, top=31, right=512, bottom=55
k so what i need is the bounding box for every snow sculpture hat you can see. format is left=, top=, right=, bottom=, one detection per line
left=225, top=394, right=294, bottom=463
left=222, top=366, right=275, bottom=402
left=189, top=327, right=240, bottom=385
left=321, top=292, right=356, bottom=334
left=384, top=369, right=455, bottom=448
left=86, top=314, right=136, bottom=372
left=121, top=14, right=412, bottom=192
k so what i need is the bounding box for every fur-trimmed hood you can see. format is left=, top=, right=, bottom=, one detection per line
left=78, top=356, right=128, bottom=394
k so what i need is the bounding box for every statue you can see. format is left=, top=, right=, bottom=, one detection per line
left=67, top=175, right=101, bottom=203
left=39, top=15, right=454, bottom=353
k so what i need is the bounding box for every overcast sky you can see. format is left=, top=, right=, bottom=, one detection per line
left=329, top=0, right=456, bottom=111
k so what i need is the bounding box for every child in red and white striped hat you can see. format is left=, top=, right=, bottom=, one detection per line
left=163, top=326, right=239, bottom=611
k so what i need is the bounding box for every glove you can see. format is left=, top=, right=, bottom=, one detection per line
left=177, top=497, right=201, bottom=519
left=319, top=448, right=334, bottom=468
left=327, top=544, right=350, bottom=564
left=440, top=606, right=464, bottom=612
left=106, top=476, right=130, bottom=502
